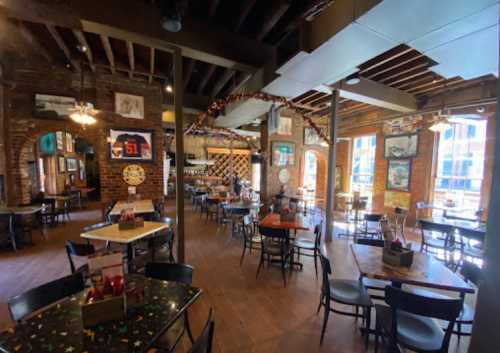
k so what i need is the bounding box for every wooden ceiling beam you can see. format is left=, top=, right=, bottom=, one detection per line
left=126, top=41, right=135, bottom=78
left=257, top=1, right=291, bottom=41
left=359, top=47, right=414, bottom=74
left=396, top=74, right=438, bottom=91
left=149, top=47, right=155, bottom=84
left=208, top=0, right=220, bottom=18
left=413, top=77, right=463, bottom=95
left=100, top=35, right=115, bottom=74
left=212, top=69, right=235, bottom=97
left=384, top=68, right=430, bottom=86
left=72, top=29, right=95, bottom=72
left=17, top=21, right=53, bottom=64
left=365, top=54, right=425, bottom=80
left=234, top=0, right=258, bottom=32
left=406, top=78, right=446, bottom=93
left=183, top=59, right=195, bottom=89
left=197, top=65, right=216, bottom=95
left=0, top=0, right=274, bottom=72
left=46, top=25, right=80, bottom=71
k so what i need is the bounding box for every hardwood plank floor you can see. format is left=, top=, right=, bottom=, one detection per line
left=0, top=201, right=471, bottom=353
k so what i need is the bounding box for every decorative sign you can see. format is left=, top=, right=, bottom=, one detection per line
left=383, top=115, right=423, bottom=135
left=35, top=94, right=76, bottom=118
left=278, top=169, right=290, bottom=184
left=109, top=129, right=154, bottom=161
left=123, top=164, right=146, bottom=186
left=384, top=191, right=411, bottom=209
left=114, top=92, right=144, bottom=119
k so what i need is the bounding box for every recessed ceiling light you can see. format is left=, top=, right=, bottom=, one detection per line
left=476, top=106, right=485, bottom=113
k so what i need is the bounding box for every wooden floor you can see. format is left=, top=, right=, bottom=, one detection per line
left=0, top=201, right=472, bottom=353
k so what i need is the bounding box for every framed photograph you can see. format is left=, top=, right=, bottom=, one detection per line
left=277, top=117, right=292, bottom=136
left=114, top=92, right=144, bottom=119
left=109, top=128, right=154, bottom=162
left=384, top=133, right=418, bottom=159
left=56, top=131, right=64, bottom=150
left=39, top=133, right=56, bottom=156
left=35, top=94, right=76, bottom=118
left=58, top=156, right=66, bottom=173
left=79, top=160, right=86, bottom=180
left=304, top=127, right=328, bottom=146
left=387, top=159, right=411, bottom=191
left=66, top=133, right=73, bottom=153
left=271, top=142, right=295, bottom=167
left=66, top=158, right=78, bottom=172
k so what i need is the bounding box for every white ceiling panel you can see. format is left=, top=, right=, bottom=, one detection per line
left=262, top=75, right=314, bottom=98
left=356, top=0, right=499, bottom=44
left=215, top=98, right=274, bottom=128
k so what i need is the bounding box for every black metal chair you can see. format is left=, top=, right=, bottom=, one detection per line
left=145, top=262, right=195, bottom=352
left=8, top=272, right=84, bottom=322
left=457, top=228, right=485, bottom=265
left=359, top=213, right=384, bottom=239
left=230, top=207, right=250, bottom=237
left=205, top=198, right=219, bottom=222
left=65, top=240, right=96, bottom=275
left=186, top=309, right=215, bottom=353
left=419, top=220, right=455, bottom=265
left=293, top=223, right=322, bottom=277
left=374, top=286, right=462, bottom=353
left=318, top=252, right=372, bottom=346
left=240, top=215, right=262, bottom=265
left=39, top=198, right=62, bottom=227
left=256, top=226, right=293, bottom=287
left=0, top=213, right=17, bottom=251
left=148, top=217, right=175, bottom=263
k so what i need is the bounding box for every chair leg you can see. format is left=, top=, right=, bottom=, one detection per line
left=313, top=251, right=318, bottom=278
left=365, top=306, right=371, bottom=349
left=256, top=252, right=264, bottom=278
left=320, top=300, right=330, bottom=345
left=281, top=256, right=287, bottom=287
left=9, top=233, right=17, bottom=252
left=374, top=320, right=380, bottom=353
left=240, top=245, right=247, bottom=266
left=184, top=311, right=195, bottom=343
left=317, top=293, right=323, bottom=314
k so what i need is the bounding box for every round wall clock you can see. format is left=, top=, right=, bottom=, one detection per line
left=122, top=164, right=146, bottom=186
left=278, top=169, right=290, bottom=184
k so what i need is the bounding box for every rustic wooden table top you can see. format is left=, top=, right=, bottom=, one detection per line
left=109, top=200, right=155, bottom=216
left=350, top=244, right=474, bottom=294
left=81, top=221, right=168, bottom=244
left=259, top=213, right=311, bottom=231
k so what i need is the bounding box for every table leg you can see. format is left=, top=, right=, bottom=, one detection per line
left=127, top=243, right=134, bottom=273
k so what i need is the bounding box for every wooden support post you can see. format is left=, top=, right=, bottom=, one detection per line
left=325, top=89, right=339, bottom=242
left=230, top=138, right=234, bottom=194
left=173, top=47, right=185, bottom=262
left=468, top=29, right=500, bottom=352
left=260, top=119, right=269, bottom=203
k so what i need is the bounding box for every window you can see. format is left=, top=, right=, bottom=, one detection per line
left=303, top=150, right=318, bottom=193
left=433, top=119, right=487, bottom=213
left=351, top=135, right=376, bottom=204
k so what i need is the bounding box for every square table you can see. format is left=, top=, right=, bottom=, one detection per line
left=109, top=200, right=155, bottom=217
left=81, top=221, right=168, bottom=272
left=259, top=213, right=310, bottom=231
left=0, top=275, right=202, bottom=353
left=350, top=244, right=474, bottom=295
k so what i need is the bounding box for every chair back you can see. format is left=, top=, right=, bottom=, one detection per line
left=419, top=219, right=454, bottom=235
left=384, top=286, right=462, bottom=351
left=356, top=238, right=385, bottom=247
left=458, top=227, right=484, bottom=243
left=145, top=263, right=193, bottom=285
left=187, top=309, right=215, bottom=353
left=42, top=198, right=56, bottom=212
left=364, top=213, right=383, bottom=222
left=259, top=226, right=286, bottom=239
left=319, top=252, right=332, bottom=299
left=8, top=273, right=84, bottom=322
left=461, top=261, right=482, bottom=286
left=65, top=241, right=95, bottom=274
left=313, top=223, right=323, bottom=249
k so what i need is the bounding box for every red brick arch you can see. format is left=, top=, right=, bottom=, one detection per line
left=11, top=120, right=101, bottom=205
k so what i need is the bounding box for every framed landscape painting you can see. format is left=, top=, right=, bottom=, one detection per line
left=35, top=94, right=76, bottom=118
left=387, top=159, right=411, bottom=191
left=66, top=158, right=78, bottom=172
left=114, top=92, right=144, bottom=119
left=109, top=128, right=154, bottom=162
left=271, top=142, right=295, bottom=167
left=384, top=133, right=418, bottom=159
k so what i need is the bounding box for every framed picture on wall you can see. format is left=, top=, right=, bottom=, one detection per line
left=114, top=92, right=144, bottom=119
left=384, top=133, right=418, bottom=159
left=58, top=156, right=66, bottom=173
left=304, top=127, right=328, bottom=146
left=66, top=158, right=78, bottom=172
left=66, top=133, right=74, bottom=153
left=34, top=94, right=76, bottom=118
left=277, top=117, right=292, bottom=135
left=108, top=128, right=154, bottom=162
left=79, top=160, right=86, bottom=181
left=271, top=142, right=295, bottom=167
left=387, top=159, right=411, bottom=191
left=56, top=131, right=64, bottom=150
left=39, top=133, right=56, bottom=156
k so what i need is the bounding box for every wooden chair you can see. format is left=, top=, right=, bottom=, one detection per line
left=240, top=215, right=262, bottom=265
left=8, top=272, right=84, bottom=322
left=186, top=309, right=215, bottom=353
left=374, top=286, right=462, bottom=353
left=293, top=223, right=322, bottom=276
left=257, top=226, right=293, bottom=287
left=65, top=240, right=96, bottom=275
left=145, top=263, right=195, bottom=352
left=318, top=253, right=372, bottom=346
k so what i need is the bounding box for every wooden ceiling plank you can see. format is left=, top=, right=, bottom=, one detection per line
left=149, top=47, right=155, bottom=84
left=46, top=24, right=80, bottom=71
left=396, top=74, right=440, bottom=91
left=100, top=35, right=115, bottom=74
left=359, top=47, right=414, bottom=75
left=406, top=78, right=446, bottom=93
left=197, top=65, right=216, bottom=94
left=183, top=59, right=195, bottom=89
left=17, top=21, right=53, bottom=64
left=378, top=62, right=430, bottom=84
left=126, top=41, right=135, bottom=79
left=212, top=69, right=235, bottom=97
left=234, top=0, right=258, bottom=32
left=72, top=29, right=95, bottom=72
left=384, top=68, right=430, bottom=86
left=413, top=77, right=463, bottom=95
left=365, top=54, right=425, bottom=80
left=257, top=1, right=291, bottom=41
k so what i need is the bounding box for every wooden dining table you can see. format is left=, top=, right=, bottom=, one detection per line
left=259, top=213, right=311, bottom=231
left=350, top=244, right=474, bottom=296
left=109, top=200, right=155, bottom=217
left=0, top=275, right=202, bottom=353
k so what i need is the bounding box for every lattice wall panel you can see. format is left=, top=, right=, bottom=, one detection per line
left=207, top=150, right=250, bottom=184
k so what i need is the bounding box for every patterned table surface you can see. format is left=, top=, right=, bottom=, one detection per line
left=0, top=276, right=202, bottom=353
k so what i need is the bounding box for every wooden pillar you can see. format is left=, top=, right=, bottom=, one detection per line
left=468, top=31, right=500, bottom=353
left=173, top=47, right=185, bottom=262
left=229, top=137, right=234, bottom=193
left=260, top=119, right=268, bottom=203
left=325, top=90, right=339, bottom=242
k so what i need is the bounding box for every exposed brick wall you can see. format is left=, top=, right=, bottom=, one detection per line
left=5, top=66, right=164, bottom=205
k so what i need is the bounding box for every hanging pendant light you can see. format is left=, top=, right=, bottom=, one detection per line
left=70, top=47, right=97, bottom=126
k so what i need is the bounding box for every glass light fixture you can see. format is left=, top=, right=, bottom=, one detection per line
left=70, top=102, right=97, bottom=126
left=429, top=120, right=450, bottom=133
